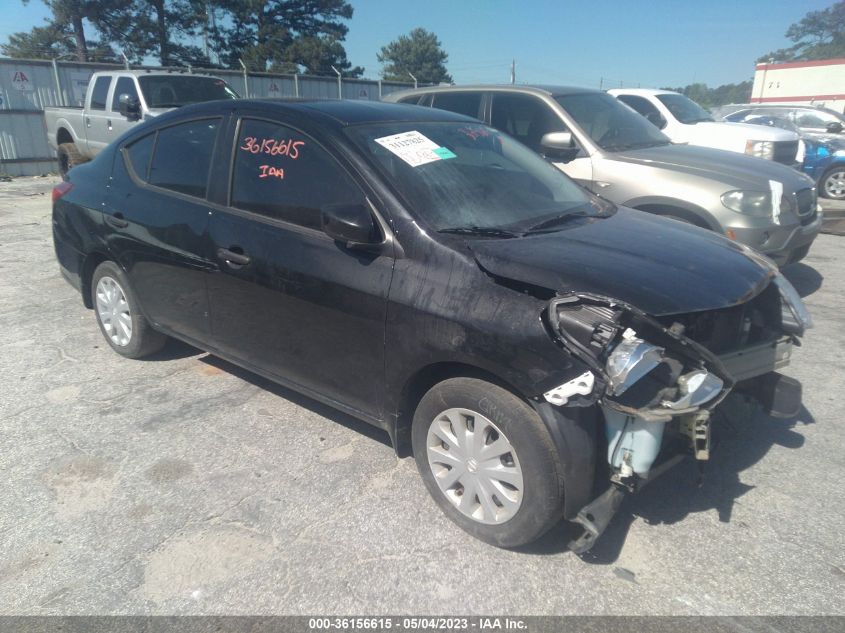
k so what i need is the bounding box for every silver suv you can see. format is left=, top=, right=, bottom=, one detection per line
left=385, top=85, right=822, bottom=266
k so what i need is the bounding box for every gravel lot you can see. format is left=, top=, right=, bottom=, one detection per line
left=1, top=175, right=843, bottom=615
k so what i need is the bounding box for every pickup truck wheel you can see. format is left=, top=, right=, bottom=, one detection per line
left=57, top=142, right=84, bottom=179
left=820, top=166, right=845, bottom=200
left=91, top=261, right=166, bottom=359
left=412, top=377, right=564, bottom=548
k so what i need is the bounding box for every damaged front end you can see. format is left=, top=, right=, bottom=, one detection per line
left=540, top=274, right=810, bottom=553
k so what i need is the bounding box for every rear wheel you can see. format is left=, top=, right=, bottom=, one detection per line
left=820, top=166, right=845, bottom=200
left=91, top=261, right=166, bottom=358
left=412, top=377, right=564, bottom=547
left=57, top=142, right=85, bottom=179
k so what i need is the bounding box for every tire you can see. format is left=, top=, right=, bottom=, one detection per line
left=90, top=261, right=166, bottom=359
left=57, top=142, right=85, bottom=179
left=820, top=166, right=845, bottom=200
left=411, top=377, right=564, bottom=548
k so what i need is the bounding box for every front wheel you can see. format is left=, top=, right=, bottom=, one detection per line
left=411, top=377, right=565, bottom=547
left=820, top=166, right=845, bottom=200
left=91, top=261, right=166, bottom=359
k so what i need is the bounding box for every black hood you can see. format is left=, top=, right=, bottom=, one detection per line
left=468, top=208, right=776, bottom=316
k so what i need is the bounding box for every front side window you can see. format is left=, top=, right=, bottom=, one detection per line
left=490, top=94, right=567, bottom=152
left=555, top=92, right=671, bottom=151
left=138, top=76, right=239, bottom=109
left=432, top=93, right=483, bottom=119
left=111, top=76, right=139, bottom=111
left=148, top=119, right=220, bottom=198
left=231, top=118, right=363, bottom=230
left=89, top=76, right=111, bottom=111
left=345, top=121, right=603, bottom=234
left=654, top=93, right=713, bottom=124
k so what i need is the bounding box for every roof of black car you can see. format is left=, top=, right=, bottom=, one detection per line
left=175, top=98, right=473, bottom=126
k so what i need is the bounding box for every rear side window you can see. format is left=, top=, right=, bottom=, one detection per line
left=90, top=76, right=111, bottom=111
left=125, top=133, right=155, bottom=181
left=148, top=119, right=220, bottom=198
left=111, top=76, right=139, bottom=111
left=432, top=93, right=482, bottom=119
left=230, top=118, right=363, bottom=230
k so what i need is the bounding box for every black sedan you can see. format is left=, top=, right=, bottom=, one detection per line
left=52, top=99, right=810, bottom=551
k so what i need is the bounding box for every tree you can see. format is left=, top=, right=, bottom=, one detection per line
left=211, top=0, right=356, bottom=72
left=759, top=1, right=845, bottom=62
left=273, top=35, right=363, bottom=76
left=2, top=2, right=120, bottom=62
left=377, top=28, right=451, bottom=84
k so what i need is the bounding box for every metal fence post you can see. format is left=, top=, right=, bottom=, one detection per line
left=51, top=58, right=66, bottom=107
left=331, top=66, right=342, bottom=99
left=294, top=73, right=299, bottom=97
left=239, top=59, right=249, bottom=98
left=378, top=80, right=382, bottom=99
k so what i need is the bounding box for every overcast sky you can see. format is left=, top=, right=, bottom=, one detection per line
left=0, top=0, right=835, bottom=87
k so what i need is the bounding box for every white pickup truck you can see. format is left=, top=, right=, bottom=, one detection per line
left=45, top=70, right=239, bottom=176
left=608, top=88, right=802, bottom=166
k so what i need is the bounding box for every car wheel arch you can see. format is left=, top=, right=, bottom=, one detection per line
left=627, top=199, right=717, bottom=230
left=57, top=127, right=74, bottom=145
left=391, top=361, right=531, bottom=458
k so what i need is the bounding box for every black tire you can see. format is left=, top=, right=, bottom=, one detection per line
left=411, top=377, right=564, bottom=548
left=819, top=165, right=845, bottom=200
left=90, top=261, right=166, bottom=359
left=57, top=142, right=85, bottom=179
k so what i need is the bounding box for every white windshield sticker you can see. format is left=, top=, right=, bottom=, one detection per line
left=374, top=131, right=454, bottom=167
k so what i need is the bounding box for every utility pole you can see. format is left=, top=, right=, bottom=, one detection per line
left=408, top=72, right=418, bottom=89
left=331, top=65, right=342, bottom=99
left=599, top=77, right=603, bottom=90
left=510, top=59, right=515, bottom=84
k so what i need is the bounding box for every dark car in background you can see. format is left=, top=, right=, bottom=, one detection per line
left=52, top=99, right=810, bottom=552
left=725, top=112, right=845, bottom=200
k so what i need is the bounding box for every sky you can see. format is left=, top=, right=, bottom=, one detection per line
left=0, top=0, right=836, bottom=88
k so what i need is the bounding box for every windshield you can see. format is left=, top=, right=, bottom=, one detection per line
left=655, top=93, right=714, bottom=124
left=138, top=75, right=239, bottom=108
left=345, top=122, right=607, bottom=234
left=554, top=92, right=671, bottom=152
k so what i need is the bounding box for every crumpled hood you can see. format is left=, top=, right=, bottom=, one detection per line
left=468, top=208, right=776, bottom=316
left=611, top=143, right=813, bottom=191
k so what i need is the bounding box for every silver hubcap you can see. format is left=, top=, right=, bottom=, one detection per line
left=824, top=170, right=845, bottom=199
left=426, top=408, right=523, bottom=525
left=95, top=276, right=132, bottom=346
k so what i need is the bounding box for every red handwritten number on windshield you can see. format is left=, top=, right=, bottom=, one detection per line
left=240, top=137, right=305, bottom=160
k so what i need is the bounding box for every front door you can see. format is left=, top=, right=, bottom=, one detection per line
left=85, top=74, right=112, bottom=156
left=207, top=117, right=394, bottom=419
left=488, top=92, right=594, bottom=188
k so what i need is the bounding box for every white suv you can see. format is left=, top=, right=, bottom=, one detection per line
left=609, top=88, right=801, bottom=165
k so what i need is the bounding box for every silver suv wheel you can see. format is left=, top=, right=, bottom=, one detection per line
left=425, top=407, right=524, bottom=524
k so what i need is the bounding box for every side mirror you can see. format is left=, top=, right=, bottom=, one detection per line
left=118, top=93, right=141, bottom=120
left=321, top=203, right=381, bottom=248
left=826, top=121, right=843, bottom=134
left=540, top=131, right=579, bottom=162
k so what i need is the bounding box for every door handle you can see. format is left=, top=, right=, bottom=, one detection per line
left=105, top=212, right=129, bottom=229
left=217, top=247, right=251, bottom=267
left=85, top=117, right=91, bottom=127
left=107, top=119, right=112, bottom=130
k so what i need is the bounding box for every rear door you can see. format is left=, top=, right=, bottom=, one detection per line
left=206, top=115, right=394, bottom=419
left=105, top=116, right=222, bottom=342
left=85, top=75, right=112, bottom=155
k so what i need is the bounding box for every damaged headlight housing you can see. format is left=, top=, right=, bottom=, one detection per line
left=721, top=190, right=772, bottom=216
left=774, top=273, right=812, bottom=334
left=605, top=332, right=663, bottom=396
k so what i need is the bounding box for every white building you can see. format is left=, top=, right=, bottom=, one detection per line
left=751, top=58, right=845, bottom=113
